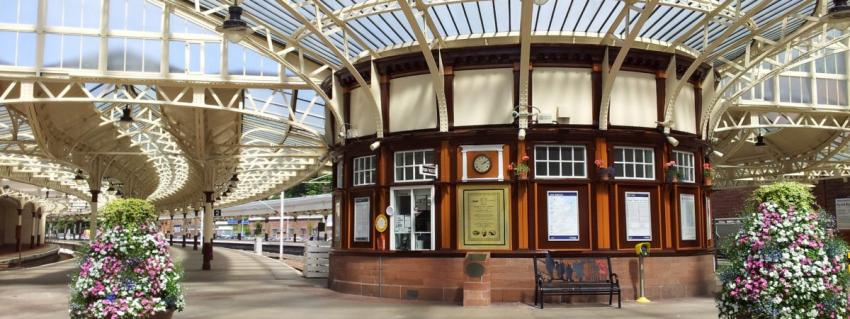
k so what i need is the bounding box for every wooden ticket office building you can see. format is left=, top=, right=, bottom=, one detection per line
left=326, top=44, right=715, bottom=303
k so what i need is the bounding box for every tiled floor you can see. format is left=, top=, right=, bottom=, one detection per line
left=0, top=247, right=718, bottom=319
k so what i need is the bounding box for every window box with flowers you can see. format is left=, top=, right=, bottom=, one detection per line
left=664, top=160, right=681, bottom=183
left=509, top=155, right=530, bottom=179
left=594, top=159, right=615, bottom=181
left=703, top=163, right=714, bottom=186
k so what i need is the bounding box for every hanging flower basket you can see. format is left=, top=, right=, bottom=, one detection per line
left=664, top=161, right=680, bottom=184
left=703, top=163, right=714, bottom=186
left=508, top=155, right=531, bottom=180
left=594, top=160, right=615, bottom=182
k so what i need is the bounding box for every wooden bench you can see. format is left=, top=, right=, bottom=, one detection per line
left=532, top=254, right=621, bottom=309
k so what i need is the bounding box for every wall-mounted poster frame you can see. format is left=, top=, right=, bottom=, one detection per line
left=353, top=196, right=371, bottom=242
left=625, top=191, right=652, bottom=241
left=679, top=193, right=696, bottom=241
left=457, top=184, right=511, bottom=250
left=547, top=191, right=580, bottom=241
left=836, top=198, right=850, bottom=230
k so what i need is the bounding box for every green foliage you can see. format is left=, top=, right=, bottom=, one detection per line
left=99, top=198, right=157, bottom=229
left=273, top=174, right=331, bottom=199
left=745, top=182, right=816, bottom=213
left=253, top=222, right=263, bottom=236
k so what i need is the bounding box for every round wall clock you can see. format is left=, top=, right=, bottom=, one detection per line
left=375, top=214, right=388, bottom=233
left=472, top=154, right=492, bottom=173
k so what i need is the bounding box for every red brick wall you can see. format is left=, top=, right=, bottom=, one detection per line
left=811, top=180, right=850, bottom=242
left=709, top=187, right=755, bottom=219
left=328, top=254, right=716, bottom=304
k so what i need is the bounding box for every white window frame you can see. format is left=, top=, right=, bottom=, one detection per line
left=389, top=186, right=435, bottom=251
left=393, top=149, right=435, bottom=183
left=352, top=155, right=376, bottom=186
left=613, top=146, right=655, bottom=180
left=533, top=145, right=587, bottom=179
left=674, top=151, right=696, bottom=183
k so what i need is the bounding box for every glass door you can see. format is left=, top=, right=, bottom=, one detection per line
left=390, top=186, right=434, bottom=251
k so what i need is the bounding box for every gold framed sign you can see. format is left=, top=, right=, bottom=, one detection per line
left=457, top=184, right=511, bottom=250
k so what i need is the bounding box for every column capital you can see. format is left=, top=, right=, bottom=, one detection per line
left=90, top=189, right=101, bottom=202
left=204, top=191, right=214, bottom=203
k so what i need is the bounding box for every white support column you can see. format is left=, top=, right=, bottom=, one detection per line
left=35, top=0, right=46, bottom=69
left=202, top=191, right=214, bottom=270
left=98, top=0, right=109, bottom=72
left=279, top=191, right=284, bottom=260
left=90, top=190, right=99, bottom=241
left=161, top=3, right=171, bottom=75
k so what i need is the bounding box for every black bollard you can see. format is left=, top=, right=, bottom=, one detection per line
left=193, top=235, right=198, bottom=250
left=169, top=234, right=173, bottom=246
left=182, top=235, right=186, bottom=247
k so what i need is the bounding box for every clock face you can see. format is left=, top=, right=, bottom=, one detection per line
left=375, top=214, right=388, bottom=232
left=472, top=155, right=492, bottom=174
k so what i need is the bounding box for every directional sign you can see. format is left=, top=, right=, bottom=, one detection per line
left=214, top=209, right=222, bottom=217
left=418, top=164, right=438, bottom=178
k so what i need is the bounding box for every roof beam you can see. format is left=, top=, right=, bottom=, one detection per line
left=598, top=0, right=660, bottom=130
left=275, top=0, right=384, bottom=138
left=396, top=0, right=449, bottom=132
left=517, top=0, right=534, bottom=132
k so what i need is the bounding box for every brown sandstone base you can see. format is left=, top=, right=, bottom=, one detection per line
left=328, top=254, right=716, bottom=304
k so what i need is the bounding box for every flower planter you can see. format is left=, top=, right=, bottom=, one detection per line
left=151, top=309, right=176, bottom=319
left=704, top=175, right=712, bottom=186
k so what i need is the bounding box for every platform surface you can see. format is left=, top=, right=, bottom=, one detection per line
left=0, top=247, right=718, bottom=318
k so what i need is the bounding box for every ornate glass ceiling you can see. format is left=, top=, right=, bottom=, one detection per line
left=0, top=0, right=845, bottom=215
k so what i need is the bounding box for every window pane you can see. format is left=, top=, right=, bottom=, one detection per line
left=624, top=149, right=633, bottom=162
left=81, top=36, right=99, bottom=69
left=168, top=41, right=184, bottom=73
left=538, top=147, right=548, bottom=160
left=562, top=163, right=572, bottom=176
left=63, top=35, right=82, bottom=68
left=19, top=0, right=37, bottom=25
left=83, top=0, right=102, bottom=29
left=44, top=34, right=62, bottom=68
left=575, top=164, right=584, bottom=177
left=644, top=165, right=653, bottom=179
left=614, top=163, right=624, bottom=177
left=548, top=162, right=559, bottom=176
left=614, top=149, right=623, bottom=162
left=107, top=38, right=124, bottom=71
left=575, top=148, right=584, bottom=161
left=65, top=0, right=83, bottom=28
left=424, top=151, right=433, bottom=163
left=561, top=148, right=571, bottom=161
left=18, top=33, right=37, bottom=67
left=144, top=39, right=160, bottom=72
left=125, top=38, right=143, bottom=71
left=204, top=42, right=221, bottom=74
left=536, top=162, right=547, bottom=176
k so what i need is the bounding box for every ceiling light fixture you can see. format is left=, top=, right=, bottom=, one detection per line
left=533, top=0, right=550, bottom=5
left=119, top=106, right=134, bottom=129
left=74, top=170, right=86, bottom=185
left=826, top=0, right=850, bottom=28
left=217, top=0, right=251, bottom=43
left=106, top=185, right=117, bottom=196
left=115, top=189, right=124, bottom=197
left=755, top=134, right=766, bottom=147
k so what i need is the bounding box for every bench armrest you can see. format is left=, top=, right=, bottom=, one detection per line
left=609, top=273, right=619, bottom=285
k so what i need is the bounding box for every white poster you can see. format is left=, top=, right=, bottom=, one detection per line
left=705, top=196, right=712, bottom=240
left=547, top=191, right=580, bottom=241
left=836, top=198, right=850, bottom=230
left=625, top=192, right=652, bottom=241
left=353, top=197, right=370, bottom=242
left=680, top=194, right=696, bottom=241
